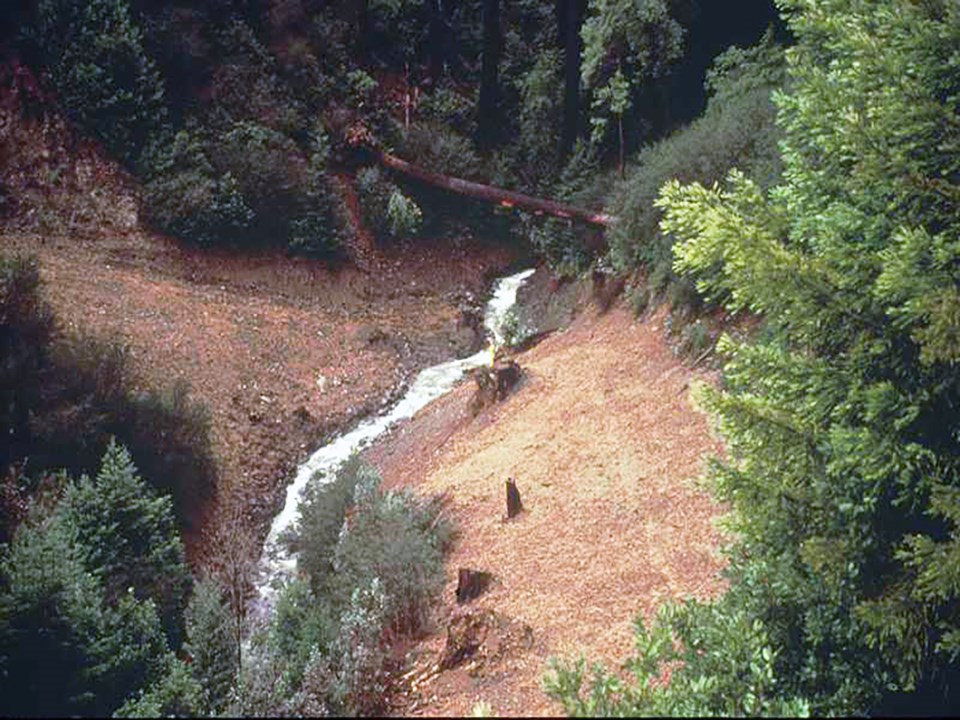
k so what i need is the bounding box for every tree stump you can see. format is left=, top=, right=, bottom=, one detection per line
left=506, top=478, right=523, bottom=519
left=456, top=568, right=493, bottom=604
left=471, top=359, right=522, bottom=415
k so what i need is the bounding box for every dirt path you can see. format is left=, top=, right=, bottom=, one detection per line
left=367, top=303, right=726, bottom=717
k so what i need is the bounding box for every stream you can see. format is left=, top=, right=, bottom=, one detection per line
left=254, top=267, right=536, bottom=608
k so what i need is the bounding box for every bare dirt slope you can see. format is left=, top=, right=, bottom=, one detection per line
left=3, top=229, right=515, bottom=561
left=368, top=303, right=727, bottom=717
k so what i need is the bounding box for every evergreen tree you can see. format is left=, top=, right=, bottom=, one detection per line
left=27, top=0, right=168, bottom=164
left=548, top=0, right=960, bottom=714
left=0, top=509, right=171, bottom=716
left=57, top=439, right=192, bottom=649
left=184, top=577, right=239, bottom=715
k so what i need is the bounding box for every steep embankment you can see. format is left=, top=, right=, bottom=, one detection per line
left=7, top=231, right=515, bottom=557
left=1, top=67, right=519, bottom=560
left=367, top=300, right=727, bottom=716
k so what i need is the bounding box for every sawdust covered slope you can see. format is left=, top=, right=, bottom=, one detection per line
left=368, top=303, right=727, bottom=717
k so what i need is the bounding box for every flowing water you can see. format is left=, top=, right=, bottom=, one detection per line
left=254, top=268, right=535, bottom=607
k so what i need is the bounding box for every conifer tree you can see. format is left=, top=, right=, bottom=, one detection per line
left=548, top=0, right=960, bottom=713
left=57, top=439, right=192, bottom=649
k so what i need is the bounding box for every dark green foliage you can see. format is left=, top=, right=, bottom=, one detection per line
left=207, top=20, right=305, bottom=135
left=0, top=252, right=216, bottom=534
left=185, top=577, right=239, bottom=715
left=0, top=515, right=108, bottom=716
left=549, top=0, right=960, bottom=714
left=115, top=657, right=204, bottom=718
left=515, top=214, right=590, bottom=279
left=0, top=444, right=190, bottom=717
left=56, top=440, right=191, bottom=649
left=26, top=0, right=167, bottom=165
left=269, top=578, right=336, bottom=691
left=143, top=116, right=345, bottom=254
left=143, top=127, right=254, bottom=246
left=607, top=34, right=785, bottom=297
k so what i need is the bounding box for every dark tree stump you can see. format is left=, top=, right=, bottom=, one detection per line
left=456, top=568, right=493, bottom=604
left=506, top=478, right=523, bottom=519
left=471, top=359, right=523, bottom=415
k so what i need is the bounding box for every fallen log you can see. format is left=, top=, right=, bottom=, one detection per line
left=375, top=149, right=616, bottom=227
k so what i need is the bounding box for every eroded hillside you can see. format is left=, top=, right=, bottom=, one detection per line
left=367, top=300, right=727, bottom=716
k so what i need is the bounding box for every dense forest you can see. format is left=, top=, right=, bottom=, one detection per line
left=1, top=0, right=959, bottom=716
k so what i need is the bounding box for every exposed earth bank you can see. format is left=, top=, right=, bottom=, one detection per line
left=365, top=299, right=727, bottom=716
left=4, top=227, right=520, bottom=561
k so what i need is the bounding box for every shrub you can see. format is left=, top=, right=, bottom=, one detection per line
left=142, top=127, right=254, bottom=246
left=26, top=0, right=168, bottom=165
left=356, top=166, right=423, bottom=242
left=515, top=214, right=591, bottom=279
left=331, top=479, right=450, bottom=637
left=273, top=459, right=452, bottom=714
left=332, top=577, right=390, bottom=716
left=291, top=454, right=369, bottom=592
left=398, top=123, right=483, bottom=180
left=607, top=33, right=785, bottom=299
left=386, top=187, right=423, bottom=237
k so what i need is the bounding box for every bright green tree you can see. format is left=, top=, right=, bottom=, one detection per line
left=547, top=0, right=960, bottom=714
left=57, top=439, right=192, bottom=649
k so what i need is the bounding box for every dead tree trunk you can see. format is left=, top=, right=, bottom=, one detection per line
left=456, top=568, right=493, bottom=603
left=374, top=149, right=615, bottom=227
left=506, top=478, right=523, bottom=519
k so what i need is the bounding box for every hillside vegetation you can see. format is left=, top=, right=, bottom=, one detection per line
left=2, top=0, right=959, bottom=716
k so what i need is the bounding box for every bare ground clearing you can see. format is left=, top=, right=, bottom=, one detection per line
left=367, top=303, right=727, bottom=717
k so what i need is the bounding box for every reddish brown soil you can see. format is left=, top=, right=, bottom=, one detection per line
left=3, top=228, right=517, bottom=561
left=1, top=60, right=524, bottom=560
left=366, top=304, right=727, bottom=717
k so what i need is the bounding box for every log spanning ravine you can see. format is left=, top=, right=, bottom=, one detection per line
left=374, top=151, right=616, bottom=227
left=374, top=149, right=616, bottom=227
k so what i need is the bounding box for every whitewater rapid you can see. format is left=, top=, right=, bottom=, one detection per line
left=254, top=268, right=535, bottom=605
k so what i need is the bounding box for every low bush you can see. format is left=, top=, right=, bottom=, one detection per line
left=607, top=34, right=785, bottom=301
left=356, top=166, right=423, bottom=242
left=261, top=457, right=452, bottom=714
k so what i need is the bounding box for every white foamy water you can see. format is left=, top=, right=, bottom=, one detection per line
left=254, top=268, right=535, bottom=606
